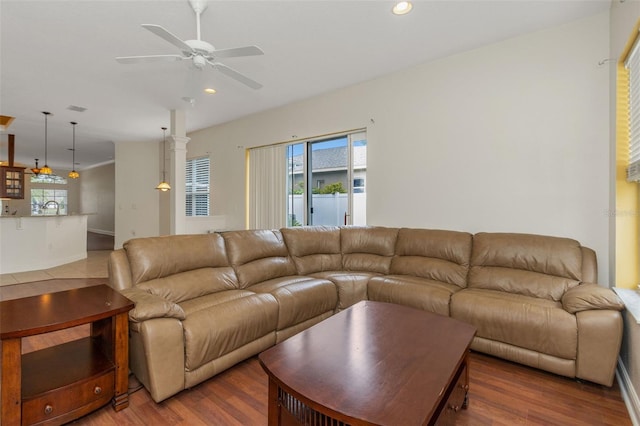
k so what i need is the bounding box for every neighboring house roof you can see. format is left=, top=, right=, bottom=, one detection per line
left=289, top=146, right=366, bottom=174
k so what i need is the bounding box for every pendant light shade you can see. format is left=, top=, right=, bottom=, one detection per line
left=68, top=122, right=79, bottom=179
left=156, top=127, right=171, bottom=191
left=40, top=111, right=52, bottom=175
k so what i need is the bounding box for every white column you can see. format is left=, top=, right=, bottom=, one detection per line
left=169, top=110, right=190, bottom=235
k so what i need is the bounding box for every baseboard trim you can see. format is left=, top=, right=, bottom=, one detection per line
left=618, top=357, right=640, bottom=426
left=88, top=228, right=115, bottom=236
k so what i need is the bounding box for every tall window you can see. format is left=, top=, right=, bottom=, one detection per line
left=186, top=156, right=210, bottom=216
left=626, top=35, right=640, bottom=181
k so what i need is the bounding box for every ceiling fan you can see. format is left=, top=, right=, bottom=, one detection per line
left=116, top=0, right=264, bottom=89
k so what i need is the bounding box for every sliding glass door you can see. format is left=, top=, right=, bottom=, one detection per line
left=286, top=131, right=366, bottom=226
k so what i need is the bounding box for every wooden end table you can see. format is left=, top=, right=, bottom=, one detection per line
left=259, top=301, right=477, bottom=426
left=1, top=284, right=134, bottom=426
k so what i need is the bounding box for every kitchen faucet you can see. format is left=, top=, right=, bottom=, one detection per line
left=43, top=200, right=60, bottom=215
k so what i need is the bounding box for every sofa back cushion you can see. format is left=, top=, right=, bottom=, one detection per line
left=124, top=234, right=238, bottom=303
left=469, top=232, right=583, bottom=301
left=341, top=226, right=398, bottom=274
left=390, top=228, right=472, bottom=288
left=281, top=226, right=342, bottom=275
left=223, top=229, right=297, bottom=288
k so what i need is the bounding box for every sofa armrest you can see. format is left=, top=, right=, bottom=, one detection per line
left=562, top=283, right=625, bottom=314
left=121, top=287, right=186, bottom=322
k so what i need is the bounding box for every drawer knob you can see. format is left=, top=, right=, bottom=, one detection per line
left=44, top=404, right=53, bottom=415
left=94, top=386, right=102, bottom=395
left=460, top=384, right=469, bottom=391
left=448, top=404, right=461, bottom=413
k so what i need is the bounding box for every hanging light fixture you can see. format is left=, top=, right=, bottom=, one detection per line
left=68, top=122, right=79, bottom=179
left=40, top=111, right=52, bottom=175
left=31, top=159, right=41, bottom=176
left=155, top=127, right=171, bottom=191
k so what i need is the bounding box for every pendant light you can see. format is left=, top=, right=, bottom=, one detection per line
left=68, top=122, right=79, bottom=179
left=40, top=111, right=52, bottom=175
left=31, top=159, right=41, bottom=176
left=155, top=127, right=171, bottom=191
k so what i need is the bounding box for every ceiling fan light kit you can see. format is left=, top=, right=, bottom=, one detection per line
left=116, top=0, right=264, bottom=90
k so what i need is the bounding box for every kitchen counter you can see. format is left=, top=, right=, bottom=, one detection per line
left=0, top=214, right=88, bottom=277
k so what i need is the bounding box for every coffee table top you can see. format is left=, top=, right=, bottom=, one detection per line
left=259, top=301, right=476, bottom=425
left=0, top=284, right=134, bottom=339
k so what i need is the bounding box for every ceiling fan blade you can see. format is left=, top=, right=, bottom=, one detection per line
left=212, top=45, right=264, bottom=58
left=116, top=55, right=184, bottom=64
left=142, top=24, right=193, bottom=53
left=210, top=62, right=263, bottom=90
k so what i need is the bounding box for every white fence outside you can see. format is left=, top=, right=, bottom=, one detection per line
left=288, top=193, right=366, bottom=226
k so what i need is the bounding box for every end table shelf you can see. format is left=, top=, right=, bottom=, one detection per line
left=0, top=284, right=134, bottom=426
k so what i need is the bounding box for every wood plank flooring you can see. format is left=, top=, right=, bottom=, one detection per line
left=14, top=322, right=631, bottom=426
left=2, top=279, right=632, bottom=425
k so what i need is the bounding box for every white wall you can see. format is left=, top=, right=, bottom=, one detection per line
left=187, top=13, right=611, bottom=284
left=114, top=141, right=160, bottom=248
left=80, top=162, right=115, bottom=235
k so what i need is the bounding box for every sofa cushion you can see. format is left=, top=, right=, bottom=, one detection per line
left=250, top=276, right=338, bottom=329
left=311, top=271, right=376, bottom=310
left=281, top=226, right=342, bottom=274
left=341, top=226, right=398, bottom=274
left=182, top=293, right=278, bottom=371
left=390, top=228, right=472, bottom=288
left=223, top=230, right=297, bottom=288
left=136, top=267, right=238, bottom=304
left=469, top=233, right=583, bottom=301
left=179, top=289, right=257, bottom=316
left=125, top=234, right=230, bottom=284
left=368, top=275, right=460, bottom=316
left=451, top=288, right=577, bottom=360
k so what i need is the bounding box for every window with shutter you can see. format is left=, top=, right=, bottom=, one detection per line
left=186, top=156, right=210, bottom=216
left=626, top=36, right=640, bottom=181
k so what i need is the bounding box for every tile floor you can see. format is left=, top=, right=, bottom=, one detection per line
left=0, top=250, right=111, bottom=285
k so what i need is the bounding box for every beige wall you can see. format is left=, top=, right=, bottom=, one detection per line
left=186, top=12, right=612, bottom=283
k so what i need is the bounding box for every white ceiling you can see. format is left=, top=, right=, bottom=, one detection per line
left=0, top=0, right=610, bottom=171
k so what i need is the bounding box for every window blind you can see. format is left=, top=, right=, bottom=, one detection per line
left=186, top=156, right=210, bottom=216
left=626, top=34, right=640, bottom=180
left=248, top=144, right=287, bottom=229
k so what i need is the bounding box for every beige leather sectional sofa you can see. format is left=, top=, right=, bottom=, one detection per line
left=108, top=226, right=624, bottom=403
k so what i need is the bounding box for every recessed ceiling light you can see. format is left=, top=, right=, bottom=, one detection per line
left=392, top=1, right=413, bottom=15
left=204, top=88, right=217, bottom=94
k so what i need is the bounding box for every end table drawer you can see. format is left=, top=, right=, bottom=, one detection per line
left=22, top=371, right=114, bottom=425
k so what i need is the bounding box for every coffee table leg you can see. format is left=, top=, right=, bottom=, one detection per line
left=462, top=352, right=470, bottom=409
left=267, top=378, right=280, bottom=425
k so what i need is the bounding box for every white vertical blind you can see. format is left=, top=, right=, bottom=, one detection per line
left=186, top=156, right=210, bottom=216
left=248, top=144, right=287, bottom=229
left=626, top=35, right=640, bottom=169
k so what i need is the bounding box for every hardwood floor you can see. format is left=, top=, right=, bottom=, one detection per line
left=2, top=278, right=632, bottom=425
left=15, top=324, right=632, bottom=426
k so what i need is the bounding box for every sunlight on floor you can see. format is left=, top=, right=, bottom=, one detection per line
left=0, top=250, right=111, bottom=285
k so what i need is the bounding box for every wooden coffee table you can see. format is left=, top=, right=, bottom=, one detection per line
left=259, top=301, right=476, bottom=426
